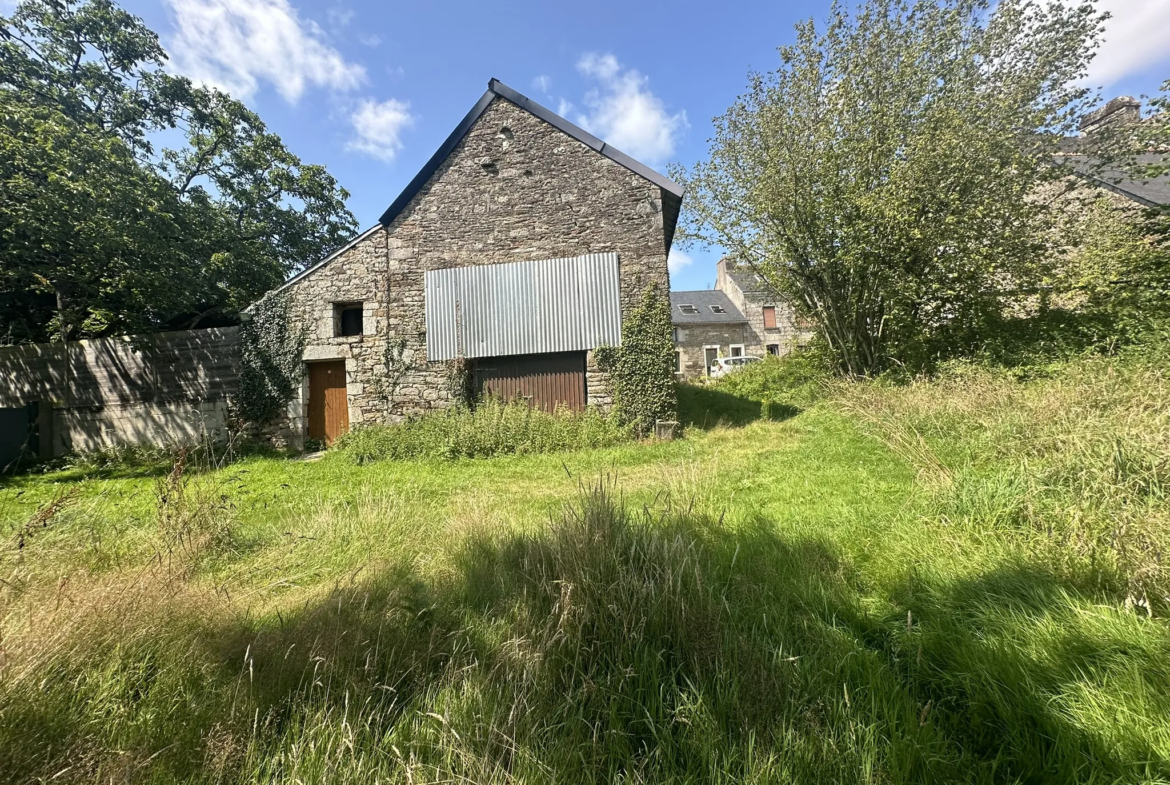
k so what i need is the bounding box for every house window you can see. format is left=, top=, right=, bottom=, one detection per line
left=730, top=344, right=744, bottom=357
left=672, top=327, right=679, bottom=342
left=678, top=304, right=699, bottom=315
left=762, top=306, right=777, bottom=329
left=335, top=302, right=364, bottom=337
left=674, top=351, right=682, bottom=374
left=767, top=344, right=780, bottom=356
left=710, top=305, right=726, bottom=314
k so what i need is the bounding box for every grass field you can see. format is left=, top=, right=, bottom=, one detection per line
left=1, top=353, right=1168, bottom=784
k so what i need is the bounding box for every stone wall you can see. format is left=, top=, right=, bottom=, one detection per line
left=0, top=327, right=240, bottom=456
left=674, top=323, right=751, bottom=379
left=277, top=96, right=672, bottom=445
left=276, top=227, right=393, bottom=447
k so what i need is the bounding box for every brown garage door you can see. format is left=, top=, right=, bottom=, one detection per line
left=473, top=351, right=587, bottom=412
left=308, top=360, right=349, bottom=444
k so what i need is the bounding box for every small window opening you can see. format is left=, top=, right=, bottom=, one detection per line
left=335, top=303, right=364, bottom=337
left=678, top=304, right=699, bottom=315
left=762, top=306, right=778, bottom=329
left=730, top=345, right=744, bottom=357
left=674, top=351, right=682, bottom=373
left=767, top=344, right=780, bottom=356
left=710, top=305, right=726, bottom=314
left=498, top=127, right=514, bottom=140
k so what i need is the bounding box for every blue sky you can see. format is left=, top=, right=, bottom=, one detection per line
left=111, top=0, right=1170, bottom=291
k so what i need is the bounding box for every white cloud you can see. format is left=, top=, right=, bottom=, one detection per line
left=325, top=3, right=353, bottom=30
left=574, top=52, right=687, bottom=166
left=347, top=98, right=413, bottom=162
left=667, top=248, right=692, bottom=276
left=557, top=98, right=574, bottom=118
left=165, top=0, right=366, bottom=102
left=359, top=33, right=382, bottom=48
left=532, top=74, right=552, bottom=93
left=1077, top=0, right=1170, bottom=88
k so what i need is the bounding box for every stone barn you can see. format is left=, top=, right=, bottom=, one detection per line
left=266, top=78, right=683, bottom=447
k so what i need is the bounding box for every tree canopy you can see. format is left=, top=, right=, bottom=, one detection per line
left=674, top=0, right=1106, bottom=375
left=0, top=0, right=357, bottom=343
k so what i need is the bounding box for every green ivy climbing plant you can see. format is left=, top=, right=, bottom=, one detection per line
left=236, top=292, right=307, bottom=428
left=595, top=284, right=677, bottom=437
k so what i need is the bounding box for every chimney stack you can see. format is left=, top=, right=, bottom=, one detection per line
left=1079, top=96, right=1142, bottom=135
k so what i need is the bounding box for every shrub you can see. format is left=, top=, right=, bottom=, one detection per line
left=595, top=284, right=678, bottom=436
left=334, top=397, right=631, bottom=463
left=709, top=351, right=831, bottom=405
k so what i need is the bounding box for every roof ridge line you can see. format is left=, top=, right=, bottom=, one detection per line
left=377, top=78, right=683, bottom=227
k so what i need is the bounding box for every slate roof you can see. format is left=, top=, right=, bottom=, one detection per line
left=669, top=291, right=748, bottom=325
left=1056, top=153, right=1170, bottom=208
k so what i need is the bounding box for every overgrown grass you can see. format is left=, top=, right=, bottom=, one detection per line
left=841, top=353, right=1170, bottom=613
left=708, top=350, right=830, bottom=405
left=1, top=351, right=1169, bottom=783
left=335, top=397, right=631, bottom=463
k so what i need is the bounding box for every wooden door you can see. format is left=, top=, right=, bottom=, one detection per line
left=473, top=352, right=587, bottom=412
left=308, top=361, right=348, bottom=444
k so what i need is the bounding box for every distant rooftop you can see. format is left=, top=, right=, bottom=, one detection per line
left=669, top=290, right=747, bottom=325
left=1056, top=153, right=1170, bottom=208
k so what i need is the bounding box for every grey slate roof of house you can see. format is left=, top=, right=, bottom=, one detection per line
left=1056, top=153, right=1170, bottom=208
left=670, top=291, right=748, bottom=324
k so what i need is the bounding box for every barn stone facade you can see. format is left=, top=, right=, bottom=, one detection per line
left=267, top=79, right=682, bottom=448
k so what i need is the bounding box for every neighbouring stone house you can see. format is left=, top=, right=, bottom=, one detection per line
left=265, top=79, right=683, bottom=447
left=671, top=258, right=813, bottom=378
left=1056, top=97, right=1170, bottom=210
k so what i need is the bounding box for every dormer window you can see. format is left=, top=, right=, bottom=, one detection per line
left=710, top=305, right=726, bottom=314
left=678, top=304, right=699, bottom=315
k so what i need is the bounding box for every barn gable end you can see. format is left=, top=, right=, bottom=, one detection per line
left=269, top=80, right=682, bottom=447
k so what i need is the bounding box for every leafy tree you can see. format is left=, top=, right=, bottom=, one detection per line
left=673, top=0, right=1104, bottom=375
left=1067, top=76, right=1170, bottom=342
left=0, top=94, right=188, bottom=341
left=0, top=0, right=357, bottom=342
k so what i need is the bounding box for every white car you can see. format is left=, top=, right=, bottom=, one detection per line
left=709, top=355, right=761, bottom=378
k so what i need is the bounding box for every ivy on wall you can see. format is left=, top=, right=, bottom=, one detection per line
left=236, top=291, right=307, bottom=427
left=370, top=336, right=409, bottom=415
left=446, top=356, right=474, bottom=408
left=595, top=283, right=677, bottom=437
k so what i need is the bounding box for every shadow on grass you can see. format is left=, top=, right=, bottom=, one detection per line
left=0, top=443, right=289, bottom=486
left=677, top=383, right=800, bottom=431
left=0, top=484, right=1165, bottom=783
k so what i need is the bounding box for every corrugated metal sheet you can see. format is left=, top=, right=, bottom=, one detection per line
left=425, top=253, right=622, bottom=361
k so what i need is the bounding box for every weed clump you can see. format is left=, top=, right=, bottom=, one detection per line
left=335, top=397, right=631, bottom=463
left=709, top=351, right=830, bottom=404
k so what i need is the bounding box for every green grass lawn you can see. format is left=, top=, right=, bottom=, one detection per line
left=1, top=356, right=1168, bottom=783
